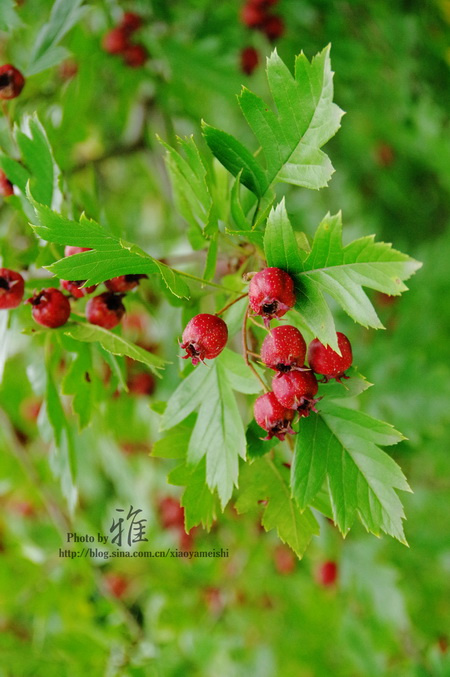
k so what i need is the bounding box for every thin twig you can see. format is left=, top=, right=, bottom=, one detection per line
left=215, top=293, right=248, bottom=316
left=242, top=305, right=268, bottom=392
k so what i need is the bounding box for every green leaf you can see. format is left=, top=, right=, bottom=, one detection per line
left=0, top=0, right=23, bottom=30
left=64, top=324, right=167, bottom=376
left=235, top=456, right=319, bottom=558
left=27, top=195, right=191, bottom=298
left=61, top=345, right=95, bottom=429
left=0, top=156, right=31, bottom=193
left=264, top=198, right=303, bottom=273
left=246, top=419, right=279, bottom=458
left=202, top=122, right=268, bottom=197
left=169, top=459, right=218, bottom=531
left=16, top=114, right=61, bottom=207
left=152, top=415, right=196, bottom=459
left=28, top=0, right=86, bottom=76
left=292, top=406, right=410, bottom=543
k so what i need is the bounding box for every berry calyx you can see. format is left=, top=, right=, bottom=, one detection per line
left=307, top=332, right=353, bottom=382
left=262, top=14, right=285, bottom=41
left=248, top=267, right=296, bottom=326
left=102, top=27, right=129, bottom=55
left=253, top=391, right=296, bottom=441
left=0, top=268, right=25, bottom=309
left=27, top=288, right=71, bottom=328
left=120, top=12, right=143, bottom=34
left=64, top=245, right=92, bottom=257
left=0, top=64, right=25, bottom=100
left=61, top=280, right=97, bottom=299
left=105, top=274, right=147, bottom=293
left=181, top=313, right=228, bottom=365
left=240, top=46, right=259, bottom=75
left=272, top=369, right=319, bottom=415
left=86, top=292, right=125, bottom=329
left=260, top=325, right=306, bottom=372
left=0, top=170, right=14, bottom=197
left=123, top=44, right=148, bottom=68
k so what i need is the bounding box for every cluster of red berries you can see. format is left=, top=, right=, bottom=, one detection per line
left=0, top=64, right=25, bottom=100
left=0, top=170, right=14, bottom=197
left=240, top=0, right=285, bottom=76
left=102, top=12, right=148, bottom=68
left=180, top=267, right=353, bottom=442
left=0, top=247, right=147, bottom=330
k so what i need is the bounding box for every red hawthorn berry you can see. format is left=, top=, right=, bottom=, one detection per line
left=0, top=170, right=14, bottom=197
left=262, top=14, right=285, bottom=41
left=181, top=313, right=228, bottom=365
left=127, top=371, right=155, bottom=396
left=203, top=586, right=224, bottom=614
left=253, top=391, right=296, bottom=441
left=0, top=64, right=25, bottom=100
left=122, top=43, right=148, bottom=68
left=272, top=369, right=319, bottom=415
left=102, top=27, right=130, bottom=55
left=240, top=3, right=266, bottom=28
left=158, top=496, right=185, bottom=530
left=248, top=267, right=296, bottom=326
left=104, top=573, right=128, bottom=599
left=85, top=292, right=125, bottom=330
left=240, top=46, right=260, bottom=75
left=27, top=288, right=71, bottom=328
left=179, top=528, right=196, bottom=552
left=316, top=560, right=338, bottom=587
left=274, top=544, right=296, bottom=575
left=249, top=0, right=279, bottom=7
left=61, top=280, right=97, bottom=299
left=120, top=12, right=143, bottom=34
left=59, top=60, right=78, bottom=81
left=307, top=332, right=353, bottom=382
left=261, top=325, right=307, bottom=372
left=64, top=245, right=91, bottom=257
left=376, top=142, right=395, bottom=168
left=0, top=268, right=24, bottom=309
left=105, top=274, right=147, bottom=293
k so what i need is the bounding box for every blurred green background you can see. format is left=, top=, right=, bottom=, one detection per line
left=0, top=1, right=449, bottom=675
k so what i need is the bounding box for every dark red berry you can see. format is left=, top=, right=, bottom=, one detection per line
left=158, top=496, right=185, bottom=530
left=27, top=288, right=71, bottom=328
left=86, top=292, right=125, bottom=329
left=105, top=274, right=147, bottom=293
left=61, top=280, right=97, bottom=299
left=181, top=313, right=228, bottom=365
left=64, top=246, right=92, bottom=257
left=122, top=43, right=148, bottom=68
left=248, top=267, right=296, bottom=326
left=240, top=46, right=259, bottom=75
left=317, top=560, right=338, bottom=587
left=307, top=332, right=352, bottom=382
left=261, top=325, right=306, bottom=372
left=102, top=27, right=130, bottom=55
left=0, top=268, right=24, bottom=309
left=127, top=371, right=155, bottom=396
left=120, top=11, right=143, bottom=33
left=253, top=391, right=295, bottom=441
left=240, top=3, right=266, bottom=28
left=262, top=14, right=285, bottom=41
left=248, top=0, right=279, bottom=7
left=272, top=369, right=319, bottom=415
left=0, top=170, right=14, bottom=197
left=0, top=64, right=25, bottom=100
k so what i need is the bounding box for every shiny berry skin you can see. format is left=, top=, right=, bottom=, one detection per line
left=0, top=268, right=24, bottom=309
left=61, top=280, right=97, bottom=299
left=0, top=64, right=25, bottom=100
left=262, top=14, right=285, bottom=41
left=307, top=332, right=353, bottom=382
left=27, top=288, right=71, bottom=328
left=120, top=12, right=143, bottom=33
left=272, top=369, right=319, bottom=415
left=240, top=46, right=259, bottom=75
left=261, top=325, right=306, bottom=372
left=105, top=274, right=147, bottom=293
left=102, top=27, right=129, bottom=54
left=253, top=392, right=295, bottom=441
left=181, top=313, right=228, bottom=365
left=123, top=43, right=148, bottom=68
left=240, top=4, right=266, bottom=28
left=248, top=267, right=295, bottom=325
left=86, top=292, right=125, bottom=329
left=317, top=560, right=338, bottom=587
left=0, top=170, right=14, bottom=197
left=64, top=245, right=91, bottom=257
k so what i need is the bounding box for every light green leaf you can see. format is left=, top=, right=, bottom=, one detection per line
left=61, top=345, right=95, bottom=429
left=0, top=0, right=23, bottom=30
left=235, top=456, right=319, bottom=558
left=264, top=198, right=303, bottom=273
left=169, top=459, right=218, bottom=531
